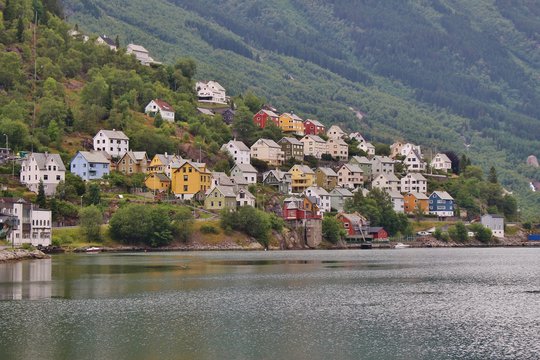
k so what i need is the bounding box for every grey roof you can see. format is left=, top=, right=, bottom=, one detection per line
left=96, top=129, right=129, bottom=140
left=372, top=155, right=394, bottom=164
left=197, top=108, right=215, bottom=116
left=263, top=170, right=291, bottom=182
left=304, top=119, right=324, bottom=127
left=213, top=185, right=237, bottom=198
left=350, top=156, right=371, bottom=165
left=148, top=173, right=170, bottom=182
left=279, top=137, right=303, bottom=146
left=432, top=153, right=451, bottom=163
left=386, top=174, right=400, bottom=182
left=407, top=192, right=429, bottom=200
left=431, top=191, right=454, bottom=200
left=303, top=135, right=326, bottom=143
left=306, top=186, right=329, bottom=196
left=260, top=109, right=279, bottom=118
left=31, top=152, right=66, bottom=171
left=292, top=165, right=314, bottom=174
left=405, top=173, right=427, bottom=181
left=483, top=214, right=505, bottom=219
left=340, top=213, right=366, bottom=225
left=232, top=163, right=258, bottom=173
left=230, top=174, right=249, bottom=185
left=224, top=140, right=250, bottom=152
left=254, top=138, right=281, bottom=149
left=386, top=190, right=404, bottom=199
left=341, top=164, right=363, bottom=173
left=155, top=154, right=178, bottom=166
left=132, top=151, right=148, bottom=162
left=77, top=151, right=110, bottom=164
left=127, top=44, right=149, bottom=53
left=317, top=167, right=338, bottom=177
left=328, top=138, right=348, bottom=146
left=212, top=172, right=234, bottom=186
left=331, top=187, right=354, bottom=197
left=282, top=112, right=303, bottom=121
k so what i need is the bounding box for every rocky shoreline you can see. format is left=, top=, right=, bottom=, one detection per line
left=0, top=249, right=50, bottom=262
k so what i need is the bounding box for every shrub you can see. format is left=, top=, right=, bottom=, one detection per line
left=322, top=216, right=346, bottom=244
left=200, top=224, right=219, bottom=234
left=79, top=205, right=103, bottom=242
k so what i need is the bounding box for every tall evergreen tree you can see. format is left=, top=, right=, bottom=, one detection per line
left=37, top=180, right=47, bottom=208
left=488, top=166, right=498, bottom=184
left=16, top=17, right=24, bottom=42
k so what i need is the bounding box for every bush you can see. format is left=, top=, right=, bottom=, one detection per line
left=79, top=205, right=103, bottom=242
left=220, top=206, right=271, bottom=247
left=322, top=216, right=346, bottom=244
left=200, top=224, right=219, bottom=234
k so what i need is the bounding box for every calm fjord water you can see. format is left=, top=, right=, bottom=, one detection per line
left=0, top=248, right=539, bottom=360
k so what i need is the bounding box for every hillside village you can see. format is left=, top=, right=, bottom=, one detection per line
left=0, top=13, right=524, bottom=249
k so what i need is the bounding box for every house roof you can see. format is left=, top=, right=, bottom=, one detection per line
left=317, top=167, right=338, bottom=177
left=153, top=99, right=174, bottom=112
left=237, top=188, right=255, bottom=199
left=254, top=138, right=281, bottom=149
left=96, top=129, right=129, bottom=140
left=30, top=153, right=66, bottom=171
left=304, top=119, right=324, bottom=127
left=433, top=153, right=451, bottom=163
left=263, top=170, right=291, bottom=182
left=259, top=109, right=279, bottom=118
left=230, top=174, right=249, bottom=185
left=232, top=163, right=258, bottom=173
left=405, top=173, right=427, bottom=181
left=224, top=140, right=250, bottom=152
left=349, top=132, right=365, bottom=141
left=77, top=151, right=110, bottom=164
left=213, top=185, right=237, bottom=198
left=302, top=135, right=326, bottom=143
left=211, top=172, right=234, bottom=186
left=331, top=187, right=353, bottom=196
left=368, top=227, right=385, bottom=233
left=279, top=137, right=303, bottom=146
left=292, top=165, right=314, bottom=174
left=154, top=153, right=178, bottom=166
left=350, top=156, right=371, bottom=165
left=386, top=190, right=403, bottom=199
left=431, top=191, right=454, bottom=200
left=407, top=192, right=429, bottom=200
left=282, top=112, right=303, bottom=121
left=132, top=151, right=148, bottom=162
left=372, top=155, right=394, bottom=164
left=341, top=164, right=363, bottom=173
left=149, top=172, right=170, bottom=182
left=328, top=125, right=345, bottom=133
left=328, top=138, right=348, bottom=146
left=127, top=44, right=148, bottom=53
left=340, top=213, right=367, bottom=225
left=197, top=107, right=215, bottom=116
left=482, top=214, right=505, bottom=219
left=213, top=107, right=235, bottom=115
left=99, top=35, right=116, bottom=47
left=306, top=186, right=329, bottom=196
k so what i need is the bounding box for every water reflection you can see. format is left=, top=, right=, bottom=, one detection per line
left=0, top=259, right=51, bottom=300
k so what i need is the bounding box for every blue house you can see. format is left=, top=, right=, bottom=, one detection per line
left=70, top=151, right=110, bottom=181
left=429, top=191, right=454, bottom=217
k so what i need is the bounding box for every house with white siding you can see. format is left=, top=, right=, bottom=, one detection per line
left=221, top=140, right=250, bottom=165
left=304, top=186, right=331, bottom=214
left=400, top=173, right=427, bottom=194
left=230, top=163, right=258, bottom=184
left=431, top=153, right=452, bottom=172
left=196, top=81, right=227, bottom=104
left=250, top=139, right=284, bottom=166
left=145, top=99, right=175, bottom=122
left=326, top=138, right=349, bottom=161
left=93, top=129, right=129, bottom=158
left=327, top=125, right=347, bottom=140
left=337, top=164, right=363, bottom=189
left=372, top=173, right=400, bottom=192
left=300, top=135, right=327, bottom=159
left=20, top=153, right=66, bottom=196
left=0, top=198, right=52, bottom=246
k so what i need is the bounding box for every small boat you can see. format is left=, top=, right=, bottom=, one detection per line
left=394, top=243, right=411, bottom=249
left=85, top=246, right=102, bottom=253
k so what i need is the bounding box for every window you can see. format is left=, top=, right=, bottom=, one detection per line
left=43, top=175, right=48, bottom=180
left=56, top=175, right=61, bottom=181
left=183, top=185, right=188, bottom=191
left=183, top=175, right=188, bottom=181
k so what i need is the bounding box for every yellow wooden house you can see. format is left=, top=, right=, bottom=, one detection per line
left=147, top=153, right=182, bottom=175
left=290, top=164, right=315, bottom=194
left=279, top=113, right=304, bottom=136
left=145, top=172, right=171, bottom=192
left=171, top=160, right=211, bottom=200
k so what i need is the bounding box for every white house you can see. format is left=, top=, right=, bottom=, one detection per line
left=126, top=44, right=158, bottom=66
left=230, top=163, right=258, bottom=184
left=145, top=99, right=175, bottom=122
left=196, top=81, right=227, bottom=104
left=300, top=135, right=327, bottom=159
left=371, top=156, right=395, bottom=178
left=481, top=214, right=504, bottom=238
left=20, top=152, right=66, bottom=196
left=431, top=153, right=452, bottom=172
left=0, top=198, right=52, bottom=246
left=327, top=125, right=347, bottom=139
left=400, top=173, right=427, bottom=194
left=221, top=140, right=250, bottom=165
left=349, top=132, right=365, bottom=144
left=236, top=188, right=256, bottom=207
left=250, top=139, right=284, bottom=166
left=386, top=190, right=405, bottom=213
left=337, top=164, right=363, bottom=189
left=400, top=143, right=422, bottom=157
left=96, top=35, right=117, bottom=51
left=358, top=141, right=375, bottom=156
left=93, top=129, right=130, bottom=158
left=403, top=148, right=426, bottom=172
left=304, top=186, right=331, bottom=214
left=372, top=173, right=400, bottom=192
left=326, top=138, right=349, bottom=161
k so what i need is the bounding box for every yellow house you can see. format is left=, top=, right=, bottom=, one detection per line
left=145, top=172, right=171, bottom=192
left=171, top=160, right=211, bottom=200
left=279, top=113, right=304, bottom=136
left=147, top=153, right=182, bottom=174
left=290, top=165, right=315, bottom=193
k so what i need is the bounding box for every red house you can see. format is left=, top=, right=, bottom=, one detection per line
left=368, top=227, right=388, bottom=240
left=336, top=212, right=369, bottom=237
left=253, top=109, right=280, bottom=129
left=282, top=197, right=321, bottom=220
left=303, top=119, right=326, bottom=135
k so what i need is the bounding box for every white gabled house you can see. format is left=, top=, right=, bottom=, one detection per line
left=481, top=214, right=504, bottom=238
left=403, top=148, right=426, bottom=172
left=326, top=138, right=349, bottom=161
left=0, top=198, right=52, bottom=247
left=400, top=173, right=427, bottom=194
left=230, top=163, right=258, bottom=184
left=145, top=99, right=175, bottom=122
left=372, top=173, right=400, bottom=192
left=349, top=132, right=365, bottom=144
left=304, top=186, right=331, bottom=214
left=358, top=141, right=375, bottom=156
left=250, top=139, right=284, bottom=166
left=327, top=125, right=347, bottom=140
left=300, top=135, right=327, bottom=159
left=127, top=44, right=159, bottom=66
left=386, top=190, right=405, bottom=213
left=431, top=153, right=452, bottom=172
left=221, top=140, right=250, bottom=165
left=196, top=81, right=227, bottom=104
left=371, top=156, right=395, bottom=178
left=93, top=129, right=129, bottom=158
left=236, top=188, right=256, bottom=207
left=337, top=164, right=363, bottom=189
left=400, top=143, right=422, bottom=157
left=20, top=153, right=66, bottom=196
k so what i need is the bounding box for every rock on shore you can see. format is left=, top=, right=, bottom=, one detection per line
left=0, top=249, right=50, bottom=262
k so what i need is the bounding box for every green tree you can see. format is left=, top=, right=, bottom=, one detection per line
left=37, top=180, right=47, bottom=207
left=85, top=183, right=101, bottom=205
left=220, top=206, right=271, bottom=247
left=488, top=166, right=498, bottom=184
left=47, top=119, right=61, bottom=142
left=172, top=206, right=194, bottom=242
left=243, top=91, right=265, bottom=113
left=322, top=216, right=345, bottom=244
left=79, top=205, right=103, bottom=242
left=154, top=112, right=163, bottom=128
left=16, top=17, right=24, bottom=42
left=0, top=52, right=25, bottom=89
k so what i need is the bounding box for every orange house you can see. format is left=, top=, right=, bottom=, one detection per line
left=403, top=192, right=429, bottom=214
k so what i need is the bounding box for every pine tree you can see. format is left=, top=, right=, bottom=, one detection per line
left=154, top=112, right=163, bottom=128
left=37, top=180, right=47, bottom=208
left=16, top=17, right=24, bottom=42
left=115, top=35, right=120, bottom=49
left=488, top=166, right=498, bottom=184
left=104, top=85, right=113, bottom=111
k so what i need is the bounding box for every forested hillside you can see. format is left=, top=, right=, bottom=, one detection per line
left=61, top=0, right=540, bottom=218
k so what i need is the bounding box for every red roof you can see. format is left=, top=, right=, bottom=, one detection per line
left=154, top=99, right=174, bottom=112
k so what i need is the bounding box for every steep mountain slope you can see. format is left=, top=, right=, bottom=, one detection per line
left=62, top=0, right=540, bottom=218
